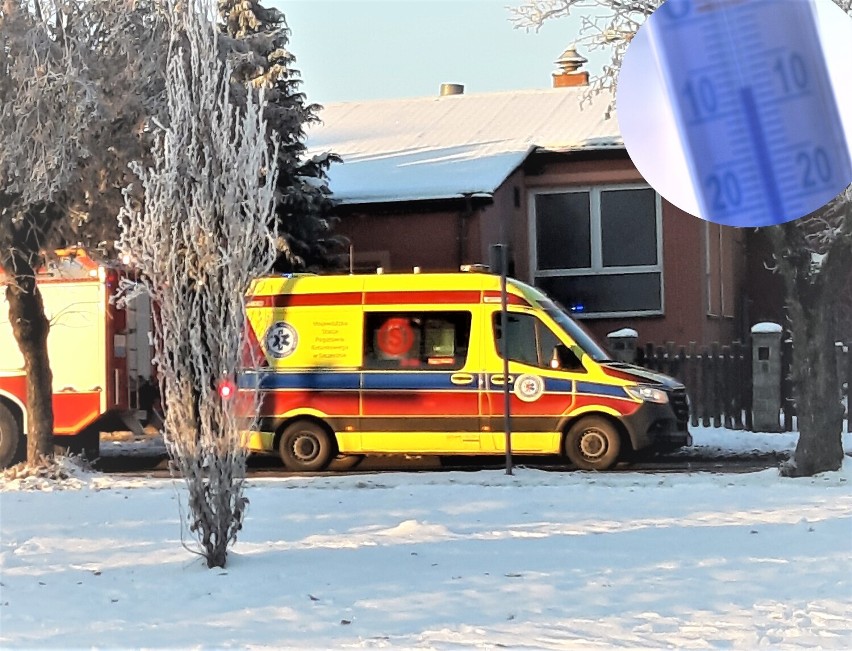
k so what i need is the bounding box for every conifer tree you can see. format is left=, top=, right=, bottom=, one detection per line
left=218, top=0, right=345, bottom=272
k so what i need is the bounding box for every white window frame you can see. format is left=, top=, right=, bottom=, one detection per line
left=528, top=183, right=664, bottom=318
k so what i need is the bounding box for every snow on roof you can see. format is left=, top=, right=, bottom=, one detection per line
left=305, top=87, right=621, bottom=205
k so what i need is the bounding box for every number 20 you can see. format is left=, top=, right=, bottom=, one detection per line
left=797, top=148, right=831, bottom=187
left=706, top=172, right=742, bottom=213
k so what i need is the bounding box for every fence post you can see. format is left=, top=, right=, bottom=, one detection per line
left=744, top=337, right=754, bottom=432
left=751, top=322, right=783, bottom=433
left=665, top=342, right=675, bottom=378
left=688, top=342, right=699, bottom=428
left=731, top=340, right=744, bottom=430
left=835, top=341, right=849, bottom=433
left=722, top=344, right=733, bottom=429
left=675, top=345, right=687, bottom=389
left=781, top=337, right=795, bottom=432
left=711, top=342, right=723, bottom=428
left=840, top=341, right=852, bottom=432
left=701, top=346, right=712, bottom=427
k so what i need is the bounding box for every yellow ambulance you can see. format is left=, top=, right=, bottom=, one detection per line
left=239, top=271, right=691, bottom=471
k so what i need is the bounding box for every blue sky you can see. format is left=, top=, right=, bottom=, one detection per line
left=271, top=1, right=608, bottom=104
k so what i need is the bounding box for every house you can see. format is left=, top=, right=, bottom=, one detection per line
left=305, top=50, right=781, bottom=347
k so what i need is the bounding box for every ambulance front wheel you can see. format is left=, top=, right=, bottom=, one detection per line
left=278, top=420, right=335, bottom=472
left=564, top=416, right=621, bottom=471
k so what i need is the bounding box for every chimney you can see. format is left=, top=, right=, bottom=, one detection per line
left=440, top=83, right=464, bottom=96
left=552, top=46, right=589, bottom=88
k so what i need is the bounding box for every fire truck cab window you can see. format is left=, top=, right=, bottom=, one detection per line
left=364, top=311, right=471, bottom=370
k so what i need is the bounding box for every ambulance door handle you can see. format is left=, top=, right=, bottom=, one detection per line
left=450, top=373, right=475, bottom=386
left=491, top=375, right=514, bottom=385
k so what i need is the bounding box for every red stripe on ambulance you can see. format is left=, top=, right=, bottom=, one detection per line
left=364, top=291, right=481, bottom=305
left=260, top=390, right=360, bottom=417
left=248, top=292, right=361, bottom=308
left=361, top=389, right=478, bottom=417
left=248, top=290, right=492, bottom=308
left=482, top=291, right=531, bottom=306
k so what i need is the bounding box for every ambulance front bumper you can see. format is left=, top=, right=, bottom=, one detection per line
left=620, top=402, right=692, bottom=452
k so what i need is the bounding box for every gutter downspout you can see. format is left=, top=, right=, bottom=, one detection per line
left=459, top=194, right=474, bottom=268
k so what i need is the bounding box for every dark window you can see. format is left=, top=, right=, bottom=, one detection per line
left=600, top=189, right=658, bottom=267
left=533, top=186, right=662, bottom=315
left=364, top=311, right=471, bottom=370
left=538, top=273, right=662, bottom=314
left=535, top=192, right=591, bottom=270
left=492, top=313, right=564, bottom=370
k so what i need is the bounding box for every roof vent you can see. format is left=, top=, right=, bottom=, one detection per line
left=553, top=46, right=589, bottom=88
left=440, top=83, right=464, bottom=96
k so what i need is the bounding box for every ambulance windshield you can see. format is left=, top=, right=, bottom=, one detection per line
left=539, top=299, right=611, bottom=362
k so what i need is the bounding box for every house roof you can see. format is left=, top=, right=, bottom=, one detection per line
left=305, top=87, right=620, bottom=205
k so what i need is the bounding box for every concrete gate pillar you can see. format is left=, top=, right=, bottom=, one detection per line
left=751, top=322, right=783, bottom=432
left=607, top=328, right=638, bottom=364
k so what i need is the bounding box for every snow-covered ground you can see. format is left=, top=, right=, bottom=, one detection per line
left=1, top=428, right=851, bottom=650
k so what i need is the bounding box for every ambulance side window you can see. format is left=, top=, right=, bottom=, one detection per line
left=364, top=311, right=472, bottom=370
left=493, top=312, right=582, bottom=371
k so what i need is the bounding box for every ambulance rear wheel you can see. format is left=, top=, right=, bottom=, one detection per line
left=278, top=421, right=334, bottom=472
left=565, top=416, right=621, bottom=471
left=0, top=403, right=22, bottom=469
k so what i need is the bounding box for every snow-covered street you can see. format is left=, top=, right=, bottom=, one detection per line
left=1, top=429, right=851, bottom=649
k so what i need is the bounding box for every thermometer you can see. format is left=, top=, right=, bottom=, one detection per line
left=646, top=0, right=851, bottom=226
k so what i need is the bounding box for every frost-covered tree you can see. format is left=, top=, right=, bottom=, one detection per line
left=766, top=192, right=851, bottom=476
left=0, top=0, right=167, bottom=466
left=509, top=0, right=852, bottom=476
left=218, top=0, right=345, bottom=272
left=117, top=0, right=279, bottom=568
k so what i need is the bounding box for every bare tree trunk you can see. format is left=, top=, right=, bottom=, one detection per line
left=4, top=262, right=54, bottom=464
left=769, top=221, right=849, bottom=476
left=786, top=299, right=845, bottom=476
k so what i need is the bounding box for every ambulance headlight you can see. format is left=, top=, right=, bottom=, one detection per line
left=626, top=385, right=669, bottom=404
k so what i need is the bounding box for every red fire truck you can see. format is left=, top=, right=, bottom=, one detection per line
left=0, top=249, right=154, bottom=467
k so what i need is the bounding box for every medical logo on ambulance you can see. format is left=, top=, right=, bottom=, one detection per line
left=376, top=317, right=415, bottom=358
left=514, top=373, right=545, bottom=402
left=265, top=321, right=298, bottom=359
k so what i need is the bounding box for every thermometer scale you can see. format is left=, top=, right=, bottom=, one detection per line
left=646, top=0, right=851, bottom=225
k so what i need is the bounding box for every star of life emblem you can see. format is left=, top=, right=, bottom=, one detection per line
left=514, top=373, right=545, bottom=402
left=265, top=321, right=298, bottom=359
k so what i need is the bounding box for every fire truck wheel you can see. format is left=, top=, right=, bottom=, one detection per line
left=0, top=403, right=22, bottom=469
left=564, top=416, right=621, bottom=471
left=278, top=421, right=335, bottom=472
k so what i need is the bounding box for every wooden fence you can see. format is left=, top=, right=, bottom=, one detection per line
left=634, top=339, right=851, bottom=432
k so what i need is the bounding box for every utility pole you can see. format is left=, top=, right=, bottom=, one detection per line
left=491, top=243, right=513, bottom=475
